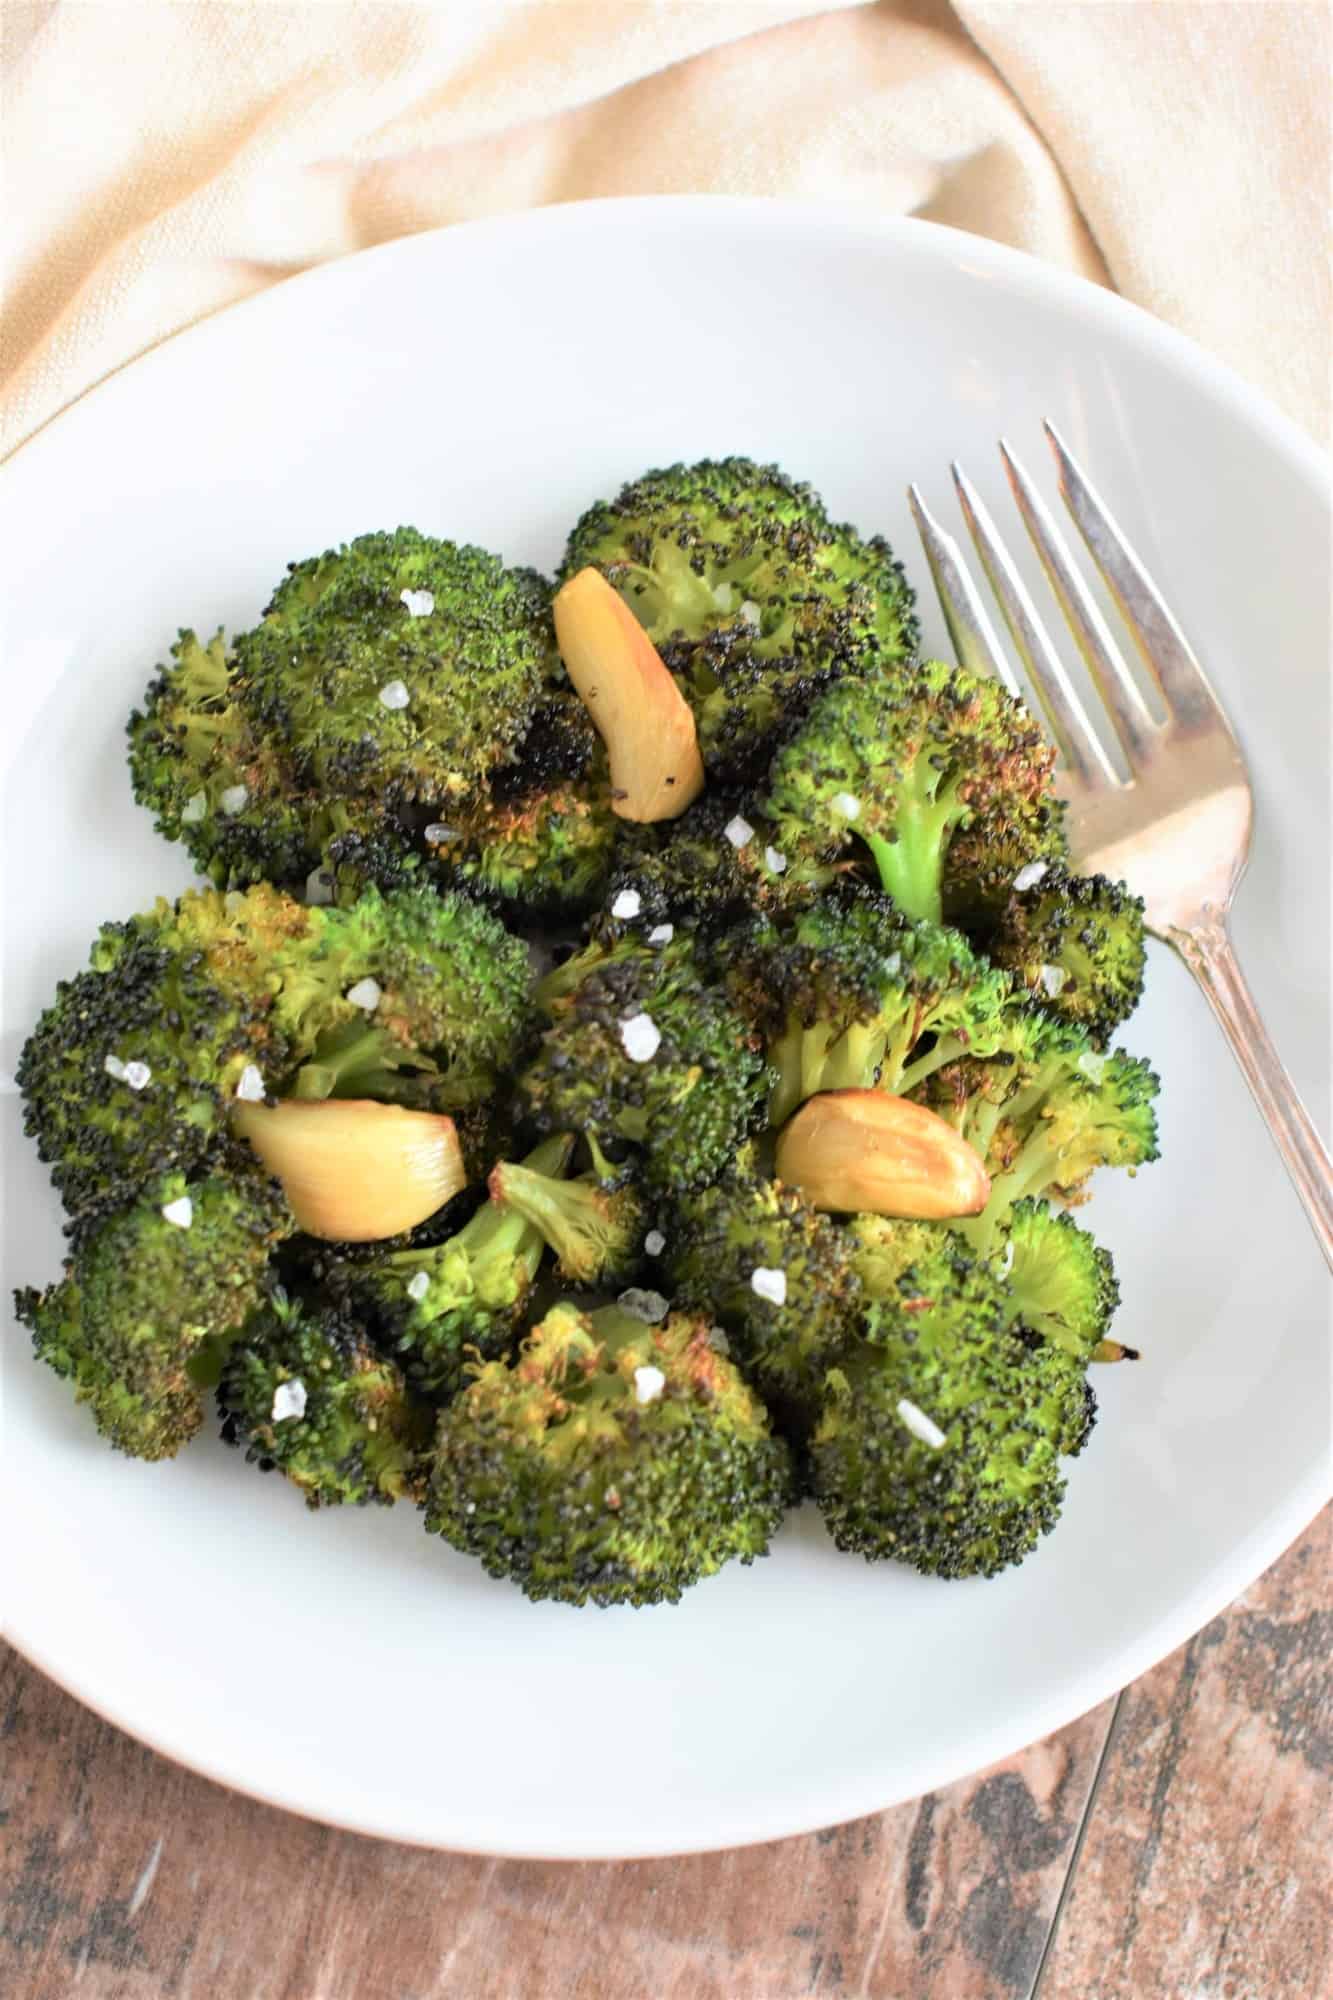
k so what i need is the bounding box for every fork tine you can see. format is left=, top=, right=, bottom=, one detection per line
left=998, top=440, right=1159, bottom=765
left=1043, top=420, right=1228, bottom=734
left=951, top=463, right=1121, bottom=788
left=906, top=484, right=1021, bottom=696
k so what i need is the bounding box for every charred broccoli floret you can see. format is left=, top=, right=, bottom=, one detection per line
left=941, top=796, right=1069, bottom=939
left=218, top=1287, right=432, bottom=1506
left=489, top=1151, right=648, bottom=1289
left=765, top=662, right=1057, bottom=924
left=1001, top=1200, right=1121, bottom=1359
left=563, top=458, right=918, bottom=780
left=601, top=790, right=827, bottom=945
left=14, top=1170, right=291, bottom=1460
left=129, top=530, right=552, bottom=890
left=519, top=936, right=769, bottom=1198
left=989, top=864, right=1147, bottom=1044
left=811, top=1244, right=1093, bottom=1577
left=424, top=1300, right=794, bottom=1606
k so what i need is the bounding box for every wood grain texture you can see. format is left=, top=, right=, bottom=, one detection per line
left=0, top=1514, right=1324, bottom=2000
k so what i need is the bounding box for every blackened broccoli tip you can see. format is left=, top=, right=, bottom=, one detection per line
left=601, top=790, right=825, bottom=947
left=765, top=661, right=1058, bottom=926
left=561, top=458, right=918, bottom=783
left=518, top=934, right=770, bottom=1199
left=423, top=1298, right=795, bottom=1607
left=217, top=1287, right=432, bottom=1507
left=15, top=1171, right=291, bottom=1460
left=990, top=864, right=1148, bottom=1043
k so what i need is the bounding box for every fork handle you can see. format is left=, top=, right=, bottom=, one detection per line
left=1169, top=921, right=1333, bottom=1271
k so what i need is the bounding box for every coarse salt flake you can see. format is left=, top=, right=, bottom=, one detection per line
left=104, top=1055, right=128, bottom=1082
left=896, top=1398, right=947, bottom=1449
left=271, top=1379, right=308, bottom=1424
left=618, top=1288, right=670, bottom=1324
left=1038, top=963, right=1068, bottom=997
left=346, top=977, right=382, bottom=1011
left=764, top=846, right=787, bottom=874
left=1013, top=860, right=1048, bottom=893
left=620, top=1013, right=661, bottom=1063
left=400, top=588, right=435, bottom=618
left=831, top=792, right=860, bottom=820
left=610, top=889, right=642, bottom=920
left=378, top=679, right=410, bottom=711
left=1077, top=1050, right=1108, bottom=1084
left=305, top=866, right=335, bottom=906
left=738, top=599, right=761, bottom=628
left=161, top=1195, right=193, bottom=1230
left=218, top=784, right=249, bottom=815
left=406, top=1271, right=431, bottom=1303
left=234, top=1063, right=265, bottom=1103
left=724, top=815, right=754, bottom=849
left=181, top=792, right=208, bottom=825
left=424, top=823, right=460, bottom=845
left=647, top=923, right=674, bottom=946
left=123, top=1060, right=152, bottom=1091
left=633, top=1365, right=667, bottom=1406
left=750, top=1267, right=788, bottom=1307
left=644, top=1229, right=666, bottom=1257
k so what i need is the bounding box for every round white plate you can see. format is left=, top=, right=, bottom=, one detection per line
left=2, top=200, right=1328, bottom=1859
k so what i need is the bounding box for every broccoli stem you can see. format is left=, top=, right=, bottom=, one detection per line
left=768, top=1017, right=886, bottom=1127
left=859, top=785, right=963, bottom=926
left=490, top=1154, right=625, bottom=1284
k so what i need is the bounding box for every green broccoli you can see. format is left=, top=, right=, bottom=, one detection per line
left=343, top=1134, right=574, bottom=1400
left=941, top=795, right=1069, bottom=939
left=811, top=1245, right=1094, bottom=1577
left=128, top=530, right=552, bottom=890
left=989, top=864, right=1147, bottom=1044
left=489, top=1151, right=648, bottom=1288
left=424, top=1300, right=795, bottom=1606
left=563, top=458, right=918, bottom=780
left=1000, top=1200, right=1122, bottom=1359
left=600, top=790, right=827, bottom=945
left=218, top=1288, right=432, bottom=1507
left=14, top=1170, right=291, bottom=1460
left=765, top=661, right=1057, bottom=925
left=519, top=936, right=770, bottom=1198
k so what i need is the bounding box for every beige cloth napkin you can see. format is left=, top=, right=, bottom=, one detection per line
left=2, top=0, right=1328, bottom=461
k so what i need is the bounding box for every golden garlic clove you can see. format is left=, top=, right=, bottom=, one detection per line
left=233, top=1099, right=466, bottom=1242
left=552, top=567, right=705, bottom=822
left=775, top=1089, right=991, bottom=1219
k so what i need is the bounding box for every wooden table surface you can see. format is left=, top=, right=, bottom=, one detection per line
left=2, top=1510, right=1327, bottom=2000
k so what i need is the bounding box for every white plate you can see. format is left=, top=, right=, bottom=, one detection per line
left=2, top=200, right=1328, bottom=1860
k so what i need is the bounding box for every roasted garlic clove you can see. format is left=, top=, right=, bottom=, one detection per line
left=775, top=1089, right=991, bottom=1219
left=233, top=1099, right=466, bottom=1241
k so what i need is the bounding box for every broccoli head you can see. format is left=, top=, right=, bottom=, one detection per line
left=519, top=936, right=769, bottom=1198
left=489, top=1151, right=648, bottom=1289
left=765, top=662, right=1057, bottom=925
left=940, top=796, right=1069, bottom=940
left=424, top=1300, right=795, bottom=1606
left=1000, top=1200, right=1121, bottom=1359
left=218, top=1287, right=432, bottom=1506
left=14, top=1170, right=291, bottom=1460
left=600, top=790, right=827, bottom=947
left=563, top=458, right=918, bottom=781
left=989, top=864, right=1147, bottom=1044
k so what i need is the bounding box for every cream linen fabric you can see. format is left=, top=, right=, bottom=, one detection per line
left=2, top=0, right=1328, bottom=460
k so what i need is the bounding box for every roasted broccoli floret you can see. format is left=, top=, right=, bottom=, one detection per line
left=218, top=1288, right=431, bottom=1507
left=424, top=1300, right=794, bottom=1606
left=765, top=662, right=1057, bottom=924
left=14, top=1170, right=291, bottom=1460
left=563, top=458, right=918, bottom=780
left=811, top=1245, right=1093, bottom=1578
left=129, top=530, right=552, bottom=889
left=727, top=890, right=1012, bottom=1125
left=941, top=795, right=1069, bottom=939
left=601, top=790, right=827, bottom=945
left=489, top=1151, right=648, bottom=1288
left=667, top=1163, right=862, bottom=1429
left=344, top=1135, right=573, bottom=1400
left=1000, top=1200, right=1121, bottom=1359
left=519, top=936, right=769, bottom=1198
left=989, top=865, right=1147, bottom=1044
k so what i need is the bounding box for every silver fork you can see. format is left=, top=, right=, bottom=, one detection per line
left=908, top=420, right=1333, bottom=1271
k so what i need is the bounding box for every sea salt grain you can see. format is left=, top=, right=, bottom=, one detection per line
left=896, top=1398, right=947, bottom=1449
left=104, top=1055, right=128, bottom=1082
left=181, top=792, right=208, bottom=825
left=750, top=1267, right=787, bottom=1307
left=161, top=1196, right=193, bottom=1230
left=271, top=1379, right=308, bottom=1424
left=620, top=1013, right=661, bottom=1063
left=644, top=1229, right=666, bottom=1257
left=610, top=889, right=642, bottom=920
left=738, top=600, right=761, bottom=628
left=218, top=785, right=249, bottom=815
left=1013, top=860, right=1048, bottom=893
left=424, top=823, right=460, bottom=845
left=723, top=815, right=754, bottom=849
left=831, top=792, right=860, bottom=820
left=633, top=1365, right=666, bottom=1406
left=647, top=924, right=674, bottom=946
left=406, top=1271, right=431, bottom=1303
left=346, top=977, right=382, bottom=1011
left=764, top=846, right=787, bottom=874
left=1038, top=963, right=1068, bottom=997
left=234, top=1064, right=265, bottom=1103
left=618, top=1288, right=670, bottom=1324
left=378, top=679, right=410, bottom=711
left=123, top=1061, right=152, bottom=1091
left=305, top=866, right=335, bottom=906
left=400, top=589, right=435, bottom=618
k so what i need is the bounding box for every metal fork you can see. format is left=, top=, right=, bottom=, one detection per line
left=908, top=421, right=1333, bottom=1271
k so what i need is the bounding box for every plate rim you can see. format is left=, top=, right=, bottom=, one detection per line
left=2, top=194, right=1329, bottom=1859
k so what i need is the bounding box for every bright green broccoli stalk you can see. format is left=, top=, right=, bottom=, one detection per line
left=218, top=1287, right=432, bottom=1507
left=14, top=1170, right=291, bottom=1460
left=424, top=1300, right=795, bottom=1606
left=489, top=1151, right=648, bottom=1289
left=519, top=936, right=770, bottom=1199
left=765, top=661, right=1057, bottom=924
left=562, top=458, right=918, bottom=781
left=989, top=864, right=1147, bottom=1044
left=1000, top=1200, right=1124, bottom=1360
left=727, top=891, right=1013, bottom=1126
left=811, top=1245, right=1094, bottom=1578
left=666, top=1160, right=862, bottom=1432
